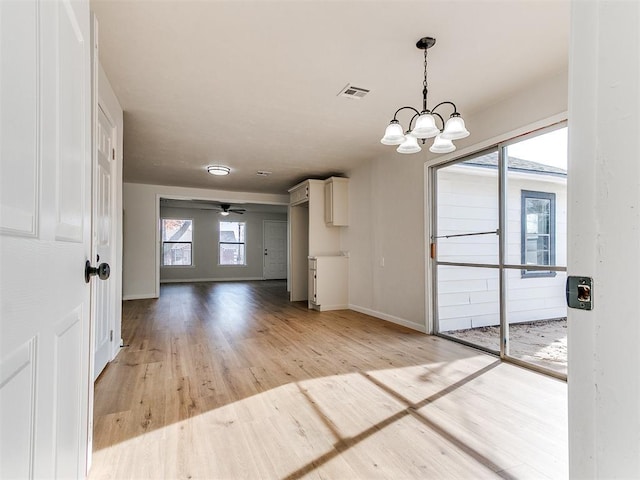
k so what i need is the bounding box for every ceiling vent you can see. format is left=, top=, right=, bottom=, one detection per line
left=256, top=170, right=272, bottom=177
left=337, top=84, right=370, bottom=100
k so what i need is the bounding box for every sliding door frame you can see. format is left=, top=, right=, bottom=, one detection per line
left=429, top=121, right=568, bottom=380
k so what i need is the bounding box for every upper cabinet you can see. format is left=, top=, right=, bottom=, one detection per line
left=324, top=177, right=349, bottom=226
left=289, top=182, right=309, bottom=206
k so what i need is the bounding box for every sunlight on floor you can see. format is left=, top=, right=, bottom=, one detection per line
left=90, top=355, right=567, bottom=479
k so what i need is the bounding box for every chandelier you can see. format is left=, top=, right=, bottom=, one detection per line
left=380, top=37, right=469, bottom=154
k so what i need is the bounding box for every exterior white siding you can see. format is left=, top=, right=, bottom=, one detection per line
left=436, top=163, right=567, bottom=332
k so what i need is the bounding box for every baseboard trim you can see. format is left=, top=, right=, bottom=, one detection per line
left=123, top=293, right=158, bottom=301
left=348, top=304, right=428, bottom=333
left=160, top=277, right=264, bottom=284
left=311, top=303, right=349, bottom=312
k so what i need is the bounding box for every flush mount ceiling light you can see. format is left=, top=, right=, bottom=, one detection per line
left=380, top=37, right=470, bottom=155
left=207, top=165, right=231, bottom=176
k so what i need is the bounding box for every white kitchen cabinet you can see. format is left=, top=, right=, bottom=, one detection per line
left=324, top=177, right=349, bottom=226
left=288, top=178, right=349, bottom=304
left=308, top=256, right=348, bottom=311
left=289, top=179, right=339, bottom=301
left=289, top=182, right=309, bottom=206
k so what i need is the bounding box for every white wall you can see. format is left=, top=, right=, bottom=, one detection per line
left=344, top=154, right=428, bottom=332
left=344, top=68, right=568, bottom=334
left=98, top=63, right=123, bottom=358
left=160, top=206, right=286, bottom=282
left=122, top=182, right=288, bottom=299
left=436, top=69, right=569, bottom=161
left=568, top=1, right=640, bottom=477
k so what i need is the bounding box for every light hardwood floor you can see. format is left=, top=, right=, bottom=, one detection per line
left=90, top=281, right=567, bottom=479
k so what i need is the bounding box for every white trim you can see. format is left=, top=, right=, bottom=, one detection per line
left=349, top=304, right=428, bottom=333
left=310, top=303, right=349, bottom=312
left=150, top=190, right=288, bottom=206
left=160, top=276, right=264, bottom=284
left=424, top=161, right=434, bottom=334
left=123, top=293, right=158, bottom=301
left=155, top=195, right=161, bottom=298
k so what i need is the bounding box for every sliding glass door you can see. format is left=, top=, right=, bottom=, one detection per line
left=433, top=149, right=501, bottom=353
left=432, top=124, right=568, bottom=377
left=503, top=127, right=568, bottom=375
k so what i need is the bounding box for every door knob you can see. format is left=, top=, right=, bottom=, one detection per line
left=85, top=260, right=110, bottom=283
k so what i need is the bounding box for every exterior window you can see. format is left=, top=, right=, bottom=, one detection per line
left=219, top=221, right=246, bottom=265
left=161, top=219, right=193, bottom=266
left=521, top=191, right=555, bottom=277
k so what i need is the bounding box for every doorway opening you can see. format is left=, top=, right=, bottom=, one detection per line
left=430, top=123, right=568, bottom=378
left=155, top=198, right=288, bottom=295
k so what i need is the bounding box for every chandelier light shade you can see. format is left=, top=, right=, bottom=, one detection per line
left=412, top=113, right=440, bottom=139
left=380, top=36, right=469, bottom=155
left=207, top=165, right=231, bottom=176
left=429, top=134, right=456, bottom=154
left=380, top=120, right=406, bottom=145
left=441, top=114, right=470, bottom=140
left=397, top=134, right=422, bottom=154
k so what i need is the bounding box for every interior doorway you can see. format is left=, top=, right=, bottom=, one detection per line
left=431, top=123, right=568, bottom=377
left=154, top=198, right=288, bottom=293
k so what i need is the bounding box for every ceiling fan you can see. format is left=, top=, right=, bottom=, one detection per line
left=217, top=203, right=246, bottom=216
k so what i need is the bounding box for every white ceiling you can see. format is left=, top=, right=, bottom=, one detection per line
left=91, top=0, right=570, bottom=195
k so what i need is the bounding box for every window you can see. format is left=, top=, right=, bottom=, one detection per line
left=161, top=219, right=193, bottom=266
left=521, top=190, right=555, bottom=277
left=219, top=221, right=246, bottom=265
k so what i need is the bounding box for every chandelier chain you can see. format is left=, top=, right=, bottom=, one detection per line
left=422, top=47, right=428, bottom=112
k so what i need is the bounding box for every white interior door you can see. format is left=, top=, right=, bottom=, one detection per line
left=93, top=106, right=115, bottom=380
left=263, top=220, right=287, bottom=279
left=0, top=0, right=93, bottom=477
